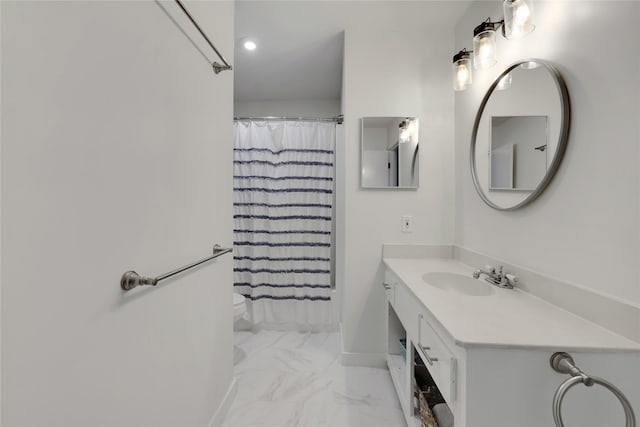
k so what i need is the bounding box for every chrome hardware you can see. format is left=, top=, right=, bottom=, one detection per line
left=473, top=264, right=518, bottom=289
left=173, top=0, right=233, bottom=74
left=383, top=283, right=392, bottom=290
left=212, top=62, right=232, bottom=74
left=417, top=343, right=438, bottom=366
left=121, top=244, right=232, bottom=291
left=121, top=271, right=158, bottom=290
left=234, top=115, right=343, bottom=124
left=550, top=352, right=593, bottom=385
left=550, top=352, right=636, bottom=427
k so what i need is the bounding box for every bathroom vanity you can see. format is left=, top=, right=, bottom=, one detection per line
left=382, top=248, right=640, bottom=427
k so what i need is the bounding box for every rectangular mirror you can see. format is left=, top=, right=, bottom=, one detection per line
left=489, top=115, right=548, bottom=191
left=361, top=117, right=419, bottom=188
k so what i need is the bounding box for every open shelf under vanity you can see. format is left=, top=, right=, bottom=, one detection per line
left=386, top=283, right=453, bottom=427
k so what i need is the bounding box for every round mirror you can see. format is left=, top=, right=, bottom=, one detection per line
left=471, top=59, right=571, bottom=210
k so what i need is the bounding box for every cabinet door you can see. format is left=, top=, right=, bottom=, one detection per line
left=394, top=282, right=418, bottom=340
left=416, top=314, right=457, bottom=402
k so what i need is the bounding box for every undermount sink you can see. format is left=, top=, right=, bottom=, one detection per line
left=422, top=272, right=494, bottom=296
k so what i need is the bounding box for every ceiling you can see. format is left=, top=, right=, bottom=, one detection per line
left=233, top=1, right=471, bottom=103
left=234, top=2, right=345, bottom=102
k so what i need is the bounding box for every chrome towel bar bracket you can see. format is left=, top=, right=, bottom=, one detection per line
left=173, top=0, right=232, bottom=74
left=550, top=352, right=636, bottom=427
left=121, top=244, right=232, bottom=291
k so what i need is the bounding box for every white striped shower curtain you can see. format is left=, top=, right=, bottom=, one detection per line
left=233, top=119, right=335, bottom=330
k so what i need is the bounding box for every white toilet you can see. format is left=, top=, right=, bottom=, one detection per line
left=233, top=293, right=247, bottom=322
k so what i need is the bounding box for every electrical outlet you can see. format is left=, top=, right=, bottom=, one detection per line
left=401, top=215, right=413, bottom=233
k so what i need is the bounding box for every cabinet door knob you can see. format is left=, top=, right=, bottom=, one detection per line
left=418, top=343, right=439, bottom=365
left=383, top=283, right=391, bottom=290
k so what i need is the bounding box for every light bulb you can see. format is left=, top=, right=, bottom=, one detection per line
left=452, top=50, right=472, bottom=91
left=457, top=63, right=470, bottom=85
left=454, top=61, right=472, bottom=91
left=514, top=1, right=531, bottom=27
left=473, top=31, right=497, bottom=69
left=399, top=128, right=409, bottom=143
left=478, top=37, right=495, bottom=63
left=243, top=40, right=257, bottom=51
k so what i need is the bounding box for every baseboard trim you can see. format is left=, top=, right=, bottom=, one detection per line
left=340, top=351, right=387, bottom=368
left=339, top=323, right=387, bottom=368
left=207, top=377, right=237, bottom=427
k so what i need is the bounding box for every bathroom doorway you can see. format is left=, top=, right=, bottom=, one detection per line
left=232, top=1, right=344, bottom=330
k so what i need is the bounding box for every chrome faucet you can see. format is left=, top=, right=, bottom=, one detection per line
left=473, top=265, right=518, bottom=289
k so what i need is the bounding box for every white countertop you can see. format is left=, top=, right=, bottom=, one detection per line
left=383, top=257, right=640, bottom=352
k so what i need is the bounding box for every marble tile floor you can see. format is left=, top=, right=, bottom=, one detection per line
left=222, top=330, right=406, bottom=427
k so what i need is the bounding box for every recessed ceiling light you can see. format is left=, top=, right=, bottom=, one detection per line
left=243, top=40, right=257, bottom=51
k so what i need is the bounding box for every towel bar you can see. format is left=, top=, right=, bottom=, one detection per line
left=550, top=352, right=636, bottom=427
left=173, top=0, right=232, bottom=74
left=121, top=244, right=232, bottom=291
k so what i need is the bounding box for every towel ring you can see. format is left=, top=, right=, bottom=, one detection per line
left=551, top=352, right=636, bottom=427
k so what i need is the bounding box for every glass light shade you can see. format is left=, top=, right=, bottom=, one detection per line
left=408, top=119, right=418, bottom=144
left=398, top=119, right=418, bottom=144
left=503, top=0, right=535, bottom=39
left=399, top=125, right=410, bottom=143
left=473, top=30, right=497, bottom=69
left=496, top=73, right=512, bottom=90
left=520, top=60, right=540, bottom=70
left=453, top=57, right=472, bottom=91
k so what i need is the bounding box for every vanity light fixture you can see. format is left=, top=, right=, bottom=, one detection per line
left=399, top=118, right=418, bottom=143
left=453, top=49, right=473, bottom=91
left=473, top=0, right=535, bottom=68
left=454, top=0, right=535, bottom=90
left=503, top=0, right=535, bottom=39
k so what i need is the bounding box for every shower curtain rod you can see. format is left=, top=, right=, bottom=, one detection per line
left=234, top=115, right=344, bottom=124
left=174, top=0, right=232, bottom=74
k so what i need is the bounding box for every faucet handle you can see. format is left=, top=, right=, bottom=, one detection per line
left=505, top=273, right=518, bottom=286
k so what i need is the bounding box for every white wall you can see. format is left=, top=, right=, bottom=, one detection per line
left=1, top=1, right=234, bottom=425
left=341, top=4, right=463, bottom=357
left=234, top=98, right=340, bottom=118
left=455, top=2, right=640, bottom=309
left=0, top=2, right=3, bottom=421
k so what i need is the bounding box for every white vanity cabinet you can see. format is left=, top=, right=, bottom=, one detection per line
left=383, top=262, right=640, bottom=427
left=385, top=268, right=465, bottom=426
